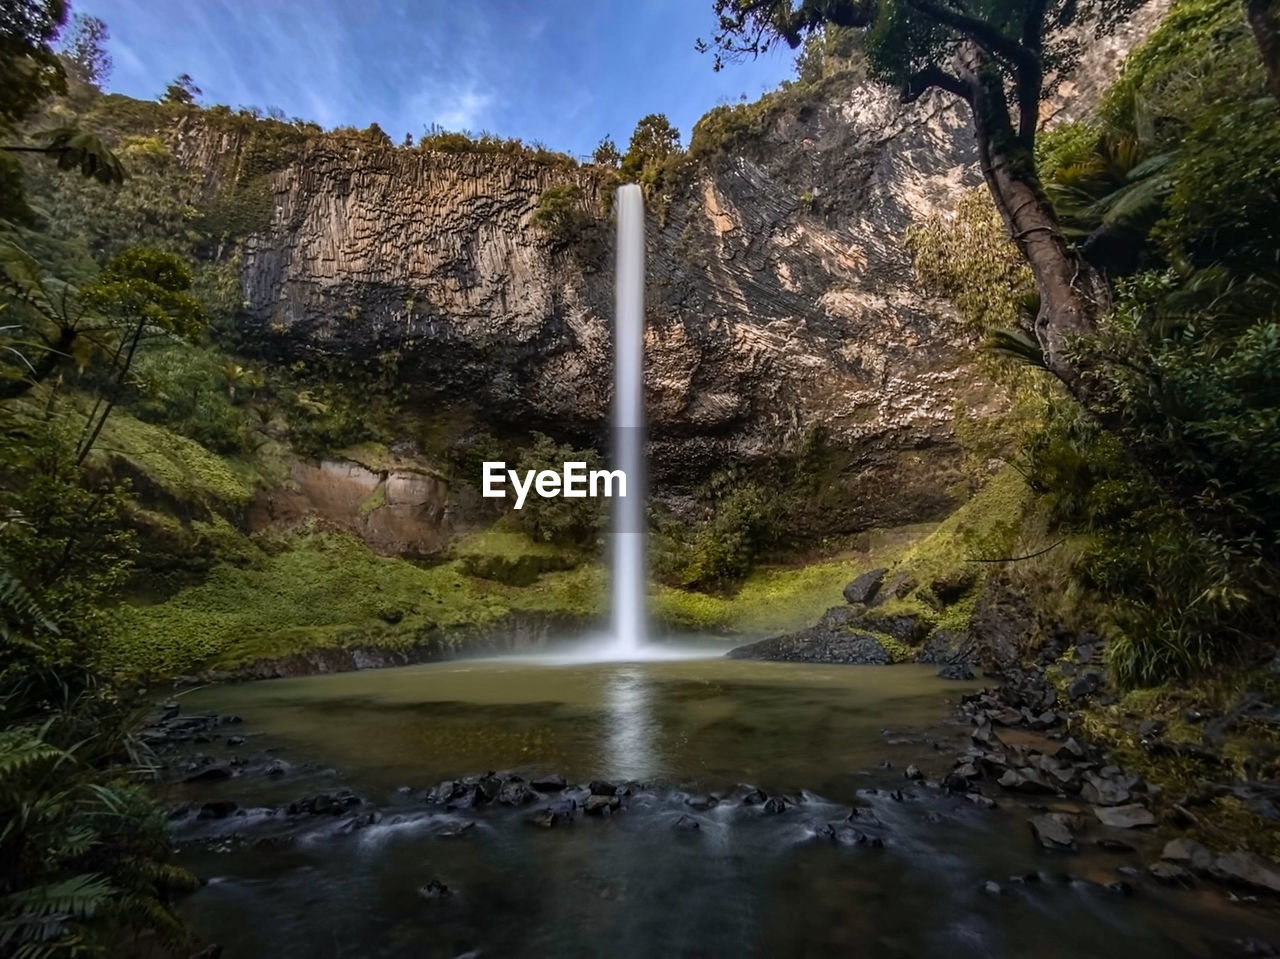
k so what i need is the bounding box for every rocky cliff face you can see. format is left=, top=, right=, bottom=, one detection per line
left=204, top=3, right=1167, bottom=532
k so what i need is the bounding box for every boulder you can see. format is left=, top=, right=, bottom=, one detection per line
left=938, top=663, right=975, bottom=681
left=726, top=628, right=894, bottom=665
left=1161, top=837, right=1214, bottom=873
left=843, top=569, right=888, bottom=605
left=1147, top=861, right=1193, bottom=884
left=916, top=629, right=974, bottom=666
left=1066, top=671, right=1104, bottom=702
left=417, top=878, right=452, bottom=901
left=530, top=773, right=567, bottom=792
left=1211, top=852, right=1280, bottom=894
left=584, top=794, right=621, bottom=816
left=998, top=768, right=1056, bottom=795
left=871, top=572, right=917, bottom=606
left=1094, top=804, right=1156, bottom=829
left=498, top=781, right=537, bottom=806
left=674, top=814, right=701, bottom=831
left=1029, top=814, right=1075, bottom=850
left=1081, top=771, right=1137, bottom=807
left=588, top=781, right=617, bottom=797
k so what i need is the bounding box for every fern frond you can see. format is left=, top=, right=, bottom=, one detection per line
left=983, top=328, right=1048, bottom=369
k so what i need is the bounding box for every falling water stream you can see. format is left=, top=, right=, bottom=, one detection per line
left=608, top=184, right=648, bottom=658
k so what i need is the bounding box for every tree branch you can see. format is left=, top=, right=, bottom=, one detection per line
left=902, top=64, right=972, bottom=102
left=905, top=0, right=1038, bottom=73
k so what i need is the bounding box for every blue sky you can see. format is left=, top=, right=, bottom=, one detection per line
left=71, top=0, right=797, bottom=157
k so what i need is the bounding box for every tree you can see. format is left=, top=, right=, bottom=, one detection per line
left=700, top=0, right=1144, bottom=406
left=622, top=113, right=680, bottom=176
left=0, top=0, right=69, bottom=130
left=1245, top=0, right=1280, bottom=102
left=59, top=12, right=110, bottom=87
left=592, top=134, right=621, bottom=167
left=162, top=72, right=200, bottom=105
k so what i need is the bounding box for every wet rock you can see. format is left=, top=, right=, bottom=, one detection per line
left=1081, top=771, right=1137, bottom=807
left=588, top=781, right=617, bottom=797
left=938, top=664, right=975, bottom=681
left=1029, top=814, right=1075, bottom=850
left=197, top=801, right=239, bottom=820
left=1148, top=861, right=1193, bottom=884
left=430, top=780, right=467, bottom=803
left=160, top=701, right=181, bottom=721
left=1161, top=837, right=1214, bottom=873
left=1010, top=872, right=1042, bottom=884
left=226, top=735, right=245, bottom=747
left=288, top=791, right=361, bottom=816
left=998, top=768, right=1055, bottom=795
left=1055, top=738, right=1087, bottom=762
left=674, top=814, right=701, bottom=831
left=1066, top=671, right=1103, bottom=702
left=584, top=794, right=620, bottom=816
left=184, top=763, right=234, bottom=783
left=525, top=808, right=561, bottom=828
left=475, top=774, right=503, bottom=804
left=904, top=765, right=923, bottom=781
left=762, top=796, right=788, bottom=815
left=684, top=794, right=719, bottom=811
left=1211, top=852, right=1280, bottom=894
left=1094, top=804, right=1156, bottom=829
left=843, top=568, right=887, bottom=605
left=871, top=572, right=916, bottom=606
left=740, top=787, right=768, bottom=806
left=860, top=612, right=930, bottom=644
left=1104, top=880, right=1134, bottom=896
left=530, top=773, right=567, bottom=792
left=983, top=880, right=1003, bottom=895
left=436, top=820, right=476, bottom=838
left=265, top=759, right=290, bottom=777
left=217, top=715, right=243, bottom=726
left=1096, top=839, right=1137, bottom=853
left=726, top=628, right=894, bottom=665
left=965, top=793, right=997, bottom=809
left=916, top=629, right=974, bottom=666
left=972, top=721, right=996, bottom=747
left=498, top=781, right=537, bottom=806
left=418, top=878, right=452, bottom=901
left=987, top=707, right=1024, bottom=727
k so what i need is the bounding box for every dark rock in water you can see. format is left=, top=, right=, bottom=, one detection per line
left=1096, top=839, right=1137, bottom=853
left=430, top=780, right=468, bottom=803
left=436, top=820, right=476, bottom=838
left=498, top=781, right=537, bottom=806
left=1066, top=671, right=1103, bottom=701
left=938, top=664, right=975, bottom=681
left=583, top=794, right=620, bottom=816
left=818, top=606, right=865, bottom=630
left=971, top=721, right=996, bottom=746
left=475, top=774, right=503, bottom=803
left=530, top=773, right=567, bottom=792
left=1210, top=852, right=1280, bottom=894
left=1010, top=872, right=1042, bottom=884
left=1148, top=861, right=1193, bottom=884
left=184, top=763, right=234, bottom=783
left=265, top=759, right=290, bottom=777
left=526, top=808, right=561, bottom=828
left=684, top=794, right=719, bottom=811
left=916, top=629, right=973, bottom=666
left=762, top=796, right=788, bottom=815
left=1094, top=804, right=1156, bottom=829
left=1104, top=880, right=1134, bottom=896
left=1029, top=814, right=1075, bottom=850
left=418, top=878, right=452, bottom=901
left=965, top=793, right=997, bottom=809
left=288, top=791, right=361, bottom=816
left=160, top=701, right=181, bottom=721
left=226, top=735, right=245, bottom=747
left=843, top=568, right=887, bottom=605
left=726, top=627, right=894, bottom=665
left=674, top=814, right=701, bottom=831
left=942, top=771, right=975, bottom=793
left=1232, top=937, right=1279, bottom=957
left=588, top=781, right=617, bottom=797
left=740, top=787, right=768, bottom=806
left=1162, top=837, right=1214, bottom=873
left=217, top=714, right=243, bottom=726
left=197, top=801, right=239, bottom=820
left=904, top=765, right=923, bottom=781
left=983, top=880, right=1003, bottom=895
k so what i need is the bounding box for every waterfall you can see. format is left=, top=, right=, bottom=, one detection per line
left=608, top=184, right=647, bottom=657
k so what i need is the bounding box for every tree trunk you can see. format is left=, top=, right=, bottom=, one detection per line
left=1245, top=0, right=1280, bottom=104
left=966, top=66, right=1110, bottom=403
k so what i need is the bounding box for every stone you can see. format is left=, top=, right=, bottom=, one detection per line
left=1104, top=880, right=1134, bottom=896
left=1055, top=738, right=1087, bottom=762
left=762, top=796, right=788, bottom=815
left=740, top=788, right=768, bottom=806
left=184, top=763, right=234, bottom=783
left=226, top=735, right=245, bottom=747
left=498, top=781, right=537, bottom=806
left=1028, top=814, right=1075, bottom=850
left=530, top=773, right=567, bottom=792
left=584, top=795, right=621, bottom=816
left=1066, top=671, right=1103, bottom=702
left=904, top=765, right=923, bottom=781
left=1093, top=804, right=1156, bottom=829
left=265, top=759, right=290, bottom=777
left=842, top=569, right=888, bottom=605
left=925, top=569, right=978, bottom=608
left=1161, top=838, right=1214, bottom=873
left=938, top=664, right=975, bottom=681
left=1147, top=861, right=1193, bottom=884
left=983, top=880, right=1003, bottom=895
left=1096, top=839, right=1136, bottom=853
left=588, top=781, right=617, bottom=797
left=197, top=801, right=239, bottom=820
left=872, top=573, right=917, bottom=606
left=436, top=820, right=476, bottom=838
left=684, top=794, right=719, bottom=811
left=998, top=768, right=1055, bottom=795
left=417, top=879, right=452, bottom=901
left=1210, top=852, right=1280, bottom=894
left=1081, top=771, right=1135, bottom=807
left=674, top=814, right=701, bottom=831
left=726, top=628, right=894, bottom=665
left=526, top=808, right=561, bottom=828
left=915, top=629, right=974, bottom=666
